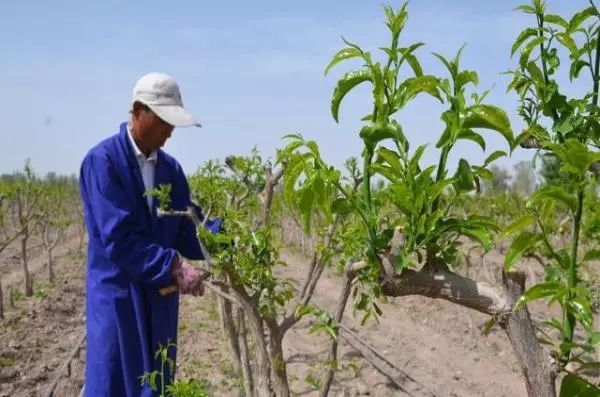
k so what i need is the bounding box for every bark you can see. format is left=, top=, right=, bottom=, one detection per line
left=260, top=168, right=283, bottom=227
left=47, top=249, right=55, bottom=283
left=379, top=253, right=558, bottom=396
left=237, top=308, right=255, bottom=397
left=380, top=266, right=509, bottom=316
left=266, top=321, right=289, bottom=397
left=230, top=286, right=272, bottom=397
left=320, top=264, right=355, bottom=397
left=499, top=271, right=558, bottom=397
left=9, top=288, right=15, bottom=309
left=21, top=230, right=32, bottom=297
left=0, top=275, right=4, bottom=319
left=218, top=284, right=241, bottom=373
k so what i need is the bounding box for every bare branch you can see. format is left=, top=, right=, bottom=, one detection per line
left=380, top=266, right=510, bottom=316
left=259, top=166, right=284, bottom=227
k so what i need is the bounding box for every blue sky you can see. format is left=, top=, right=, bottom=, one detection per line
left=0, top=1, right=589, bottom=177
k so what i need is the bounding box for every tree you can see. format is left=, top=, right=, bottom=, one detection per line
left=511, top=161, right=536, bottom=196
left=482, top=165, right=511, bottom=195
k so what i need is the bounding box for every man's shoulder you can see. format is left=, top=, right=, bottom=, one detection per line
left=82, top=128, right=124, bottom=164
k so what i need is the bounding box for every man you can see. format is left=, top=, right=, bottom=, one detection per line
left=79, top=72, right=207, bottom=396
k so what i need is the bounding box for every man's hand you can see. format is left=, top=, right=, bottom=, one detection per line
left=171, top=256, right=208, bottom=296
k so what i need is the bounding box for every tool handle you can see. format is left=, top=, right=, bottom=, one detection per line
left=159, top=285, right=178, bottom=296
left=159, top=271, right=211, bottom=296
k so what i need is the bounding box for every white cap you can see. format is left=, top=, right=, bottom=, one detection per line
left=132, top=72, right=201, bottom=127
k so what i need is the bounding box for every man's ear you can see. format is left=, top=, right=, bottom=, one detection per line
left=131, top=101, right=147, bottom=118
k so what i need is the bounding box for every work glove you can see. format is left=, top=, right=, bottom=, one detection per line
left=171, top=256, right=206, bottom=296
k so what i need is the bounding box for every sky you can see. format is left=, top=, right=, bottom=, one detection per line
left=0, top=0, right=590, bottom=177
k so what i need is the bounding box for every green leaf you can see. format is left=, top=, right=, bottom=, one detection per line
left=376, top=146, right=403, bottom=174
left=568, top=7, right=598, bottom=33
left=360, top=121, right=405, bottom=149
left=432, top=52, right=456, bottom=78
left=325, top=47, right=363, bottom=76
left=570, top=59, right=590, bottom=80
left=455, top=70, right=479, bottom=92
left=589, top=331, right=600, bottom=346
left=568, top=298, right=593, bottom=330
left=403, top=75, right=442, bottom=102
left=294, top=303, right=314, bottom=318
left=453, top=159, right=476, bottom=192
left=514, top=282, right=564, bottom=310
left=472, top=166, right=494, bottom=180
left=560, top=374, right=600, bottom=396
left=556, top=33, right=579, bottom=58
left=299, top=187, right=315, bottom=233
left=583, top=250, right=600, bottom=262
left=504, top=231, right=543, bottom=270
left=404, top=53, right=423, bottom=77
left=331, top=197, right=353, bottom=215
left=484, top=150, right=507, bottom=166
left=463, top=104, right=513, bottom=145
left=514, top=5, right=536, bottom=14
left=398, top=42, right=425, bottom=73
left=519, top=37, right=544, bottom=68
left=526, top=61, right=544, bottom=86
left=502, top=214, right=536, bottom=237
left=529, top=186, right=577, bottom=213
left=283, top=157, right=306, bottom=204
left=331, top=69, right=373, bottom=122
left=545, top=14, right=569, bottom=29
left=511, top=28, right=538, bottom=57
left=461, top=226, right=493, bottom=251
left=456, top=128, right=485, bottom=151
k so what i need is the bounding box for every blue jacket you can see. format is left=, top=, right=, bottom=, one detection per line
left=79, top=123, right=203, bottom=396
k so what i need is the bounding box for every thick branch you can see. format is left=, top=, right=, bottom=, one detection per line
left=259, top=167, right=284, bottom=227
left=380, top=267, right=509, bottom=316
left=520, top=138, right=600, bottom=174
left=499, top=271, right=558, bottom=397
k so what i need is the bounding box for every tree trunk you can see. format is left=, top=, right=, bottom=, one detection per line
left=320, top=273, right=354, bottom=397
left=231, top=287, right=272, bottom=397
left=21, top=233, right=32, bottom=297
left=219, top=296, right=241, bottom=372
left=237, top=308, right=255, bottom=397
left=500, top=271, right=557, bottom=397
left=268, top=326, right=289, bottom=397
left=0, top=275, right=4, bottom=319
left=48, top=248, right=55, bottom=283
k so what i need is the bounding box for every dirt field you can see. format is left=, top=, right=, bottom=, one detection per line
left=0, top=234, right=562, bottom=397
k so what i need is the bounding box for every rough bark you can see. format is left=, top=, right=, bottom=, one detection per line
left=47, top=249, right=55, bottom=283
left=230, top=286, right=273, bottom=397
left=0, top=275, right=4, bottom=319
left=499, top=271, right=558, bottom=397
left=21, top=230, right=32, bottom=297
left=267, top=322, right=289, bottom=397
left=380, top=266, right=509, bottom=316
left=260, top=167, right=283, bottom=227
left=237, top=308, right=255, bottom=397
left=219, top=296, right=241, bottom=373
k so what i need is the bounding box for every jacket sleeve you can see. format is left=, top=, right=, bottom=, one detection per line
left=80, top=154, right=176, bottom=287
left=174, top=169, right=204, bottom=260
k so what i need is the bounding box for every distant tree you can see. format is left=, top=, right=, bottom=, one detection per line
left=539, top=153, right=571, bottom=189
left=511, top=161, right=536, bottom=196
left=482, top=165, right=511, bottom=195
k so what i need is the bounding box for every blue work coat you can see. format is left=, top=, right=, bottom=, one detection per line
left=79, top=122, right=203, bottom=397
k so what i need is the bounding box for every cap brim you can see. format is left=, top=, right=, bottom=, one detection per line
left=149, top=104, right=202, bottom=128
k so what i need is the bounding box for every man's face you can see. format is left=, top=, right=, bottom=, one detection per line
left=130, top=102, right=175, bottom=154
